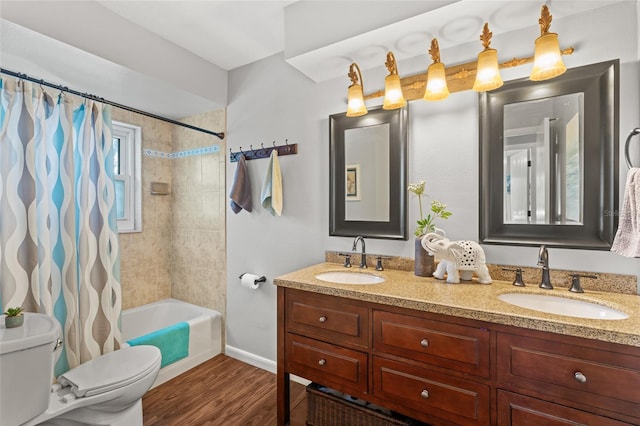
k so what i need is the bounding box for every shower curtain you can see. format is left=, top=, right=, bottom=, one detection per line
left=0, top=78, right=122, bottom=376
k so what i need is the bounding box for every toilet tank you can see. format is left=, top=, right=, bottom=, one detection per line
left=0, top=313, right=60, bottom=426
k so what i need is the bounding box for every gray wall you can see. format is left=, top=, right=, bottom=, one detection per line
left=226, top=3, right=640, bottom=366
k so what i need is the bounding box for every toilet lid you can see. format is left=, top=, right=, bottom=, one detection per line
left=58, top=345, right=161, bottom=397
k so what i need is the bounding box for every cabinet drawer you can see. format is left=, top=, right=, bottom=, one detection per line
left=287, top=289, right=369, bottom=348
left=373, top=357, right=490, bottom=426
left=497, top=333, right=640, bottom=418
left=373, top=310, right=490, bottom=377
left=287, top=334, right=368, bottom=395
left=497, top=391, right=633, bottom=426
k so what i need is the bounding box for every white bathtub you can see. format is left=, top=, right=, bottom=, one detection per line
left=121, top=298, right=222, bottom=388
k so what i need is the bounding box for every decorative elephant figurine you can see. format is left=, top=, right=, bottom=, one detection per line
left=421, top=233, right=492, bottom=284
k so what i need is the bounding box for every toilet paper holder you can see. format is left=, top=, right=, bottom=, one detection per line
left=239, top=273, right=267, bottom=284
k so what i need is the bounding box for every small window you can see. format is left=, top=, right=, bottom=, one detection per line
left=112, top=121, right=141, bottom=233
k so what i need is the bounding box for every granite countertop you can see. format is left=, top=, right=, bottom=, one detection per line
left=274, top=262, right=640, bottom=347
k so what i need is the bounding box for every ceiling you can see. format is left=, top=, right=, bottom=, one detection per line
left=95, top=0, right=299, bottom=72
left=0, top=0, right=630, bottom=119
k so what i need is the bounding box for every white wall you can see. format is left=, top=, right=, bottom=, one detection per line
left=225, top=54, right=333, bottom=364
left=226, top=2, right=640, bottom=365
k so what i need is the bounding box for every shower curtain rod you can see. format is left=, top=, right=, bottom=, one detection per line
left=0, top=68, right=225, bottom=140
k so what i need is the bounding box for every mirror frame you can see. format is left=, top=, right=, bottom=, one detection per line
left=329, top=106, right=408, bottom=240
left=479, top=60, right=619, bottom=249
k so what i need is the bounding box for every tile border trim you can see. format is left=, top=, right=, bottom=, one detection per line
left=144, top=144, right=220, bottom=159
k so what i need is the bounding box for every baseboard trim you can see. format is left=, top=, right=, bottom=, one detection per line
left=225, top=345, right=276, bottom=373
left=225, top=345, right=311, bottom=386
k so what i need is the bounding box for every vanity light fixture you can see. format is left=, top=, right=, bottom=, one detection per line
left=346, top=63, right=368, bottom=117
left=472, top=23, right=503, bottom=92
left=382, top=52, right=406, bottom=110
left=530, top=5, right=567, bottom=81
left=344, top=4, right=573, bottom=115
left=423, top=39, right=450, bottom=101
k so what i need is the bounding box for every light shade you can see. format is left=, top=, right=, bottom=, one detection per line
left=383, top=52, right=406, bottom=110
left=347, top=84, right=367, bottom=117
left=423, top=62, right=449, bottom=101
left=346, top=62, right=368, bottom=117
left=530, top=32, right=566, bottom=81
left=473, top=48, right=503, bottom=92
left=383, top=74, right=406, bottom=109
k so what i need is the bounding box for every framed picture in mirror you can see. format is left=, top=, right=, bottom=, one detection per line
left=346, top=164, right=361, bottom=201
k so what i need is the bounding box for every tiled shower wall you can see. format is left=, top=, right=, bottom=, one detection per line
left=114, top=109, right=173, bottom=310
left=115, top=107, right=226, bottom=317
left=170, top=109, right=227, bottom=317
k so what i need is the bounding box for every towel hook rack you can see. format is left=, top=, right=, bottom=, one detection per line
left=230, top=139, right=298, bottom=162
left=624, top=127, right=640, bottom=169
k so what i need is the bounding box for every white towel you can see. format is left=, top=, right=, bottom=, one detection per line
left=611, top=168, right=640, bottom=257
left=229, top=154, right=253, bottom=214
left=261, top=150, right=283, bottom=216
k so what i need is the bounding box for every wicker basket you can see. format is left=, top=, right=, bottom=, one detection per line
left=306, top=383, right=424, bottom=426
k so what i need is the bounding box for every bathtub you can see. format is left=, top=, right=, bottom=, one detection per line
left=121, top=298, right=222, bottom=388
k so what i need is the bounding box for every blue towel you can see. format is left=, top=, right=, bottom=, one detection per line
left=127, top=322, right=190, bottom=368
left=229, top=154, right=253, bottom=214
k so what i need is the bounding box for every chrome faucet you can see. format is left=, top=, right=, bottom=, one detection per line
left=537, top=245, right=553, bottom=289
left=352, top=236, right=367, bottom=269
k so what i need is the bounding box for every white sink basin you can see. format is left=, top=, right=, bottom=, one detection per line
left=315, top=271, right=384, bottom=285
left=498, top=293, right=628, bottom=320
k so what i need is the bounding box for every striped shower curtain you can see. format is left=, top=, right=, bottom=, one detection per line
left=0, top=78, right=122, bottom=376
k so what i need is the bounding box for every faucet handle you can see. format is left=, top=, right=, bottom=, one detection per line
left=503, top=268, right=525, bottom=287
left=375, top=256, right=391, bottom=271
left=338, top=253, right=352, bottom=268
left=568, top=274, right=597, bottom=293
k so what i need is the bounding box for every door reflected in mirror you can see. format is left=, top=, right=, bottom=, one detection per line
left=479, top=59, right=618, bottom=249
left=503, top=93, right=584, bottom=225
left=345, top=124, right=390, bottom=222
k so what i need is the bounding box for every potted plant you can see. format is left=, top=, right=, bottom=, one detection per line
left=408, top=181, right=452, bottom=277
left=3, top=306, right=24, bottom=328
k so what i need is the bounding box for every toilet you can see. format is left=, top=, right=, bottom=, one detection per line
left=0, top=313, right=161, bottom=426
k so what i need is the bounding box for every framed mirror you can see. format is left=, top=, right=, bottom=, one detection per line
left=330, top=106, right=408, bottom=240
left=480, top=60, right=619, bottom=249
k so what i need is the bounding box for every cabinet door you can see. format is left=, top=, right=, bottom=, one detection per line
left=373, top=310, right=490, bottom=377
left=287, top=289, right=369, bottom=348
left=287, top=334, right=368, bottom=396
left=497, top=391, right=633, bottom=426
left=373, top=357, right=490, bottom=426
left=497, top=333, right=640, bottom=419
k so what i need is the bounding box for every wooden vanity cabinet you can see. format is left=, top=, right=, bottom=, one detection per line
left=496, top=332, right=640, bottom=425
left=277, top=287, right=640, bottom=426
left=284, top=289, right=370, bottom=395
left=496, top=391, right=633, bottom=426
left=373, top=356, right=491, bottom=425
left=372, top=310, right=491, bottom=425
left=373, top=310, right=490, bottom=378
left=278, top=288, right=492, bottom=426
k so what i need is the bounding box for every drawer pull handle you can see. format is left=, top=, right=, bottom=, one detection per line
left=319, top=316, right=327, bottom=323
left=574, top=371, right=587, bottom=383
left=421, top=389, right=429, bottom=399
left=420, top=338, right=429, bottom=348
left=318, top=359, right=326, bottom=366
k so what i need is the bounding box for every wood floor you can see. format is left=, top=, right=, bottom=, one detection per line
left=142, top=355, right=307, bottom=425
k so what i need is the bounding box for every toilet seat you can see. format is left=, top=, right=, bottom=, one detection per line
left=57, top=345, right=161, bottom=398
